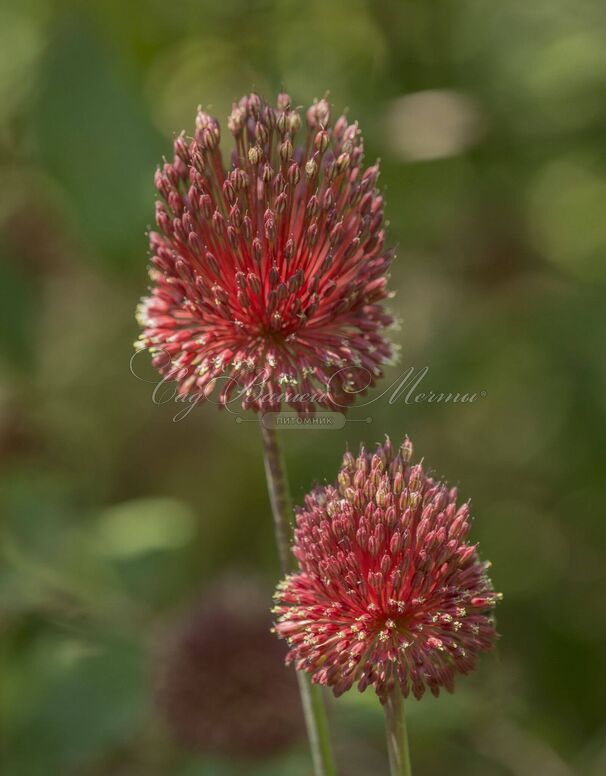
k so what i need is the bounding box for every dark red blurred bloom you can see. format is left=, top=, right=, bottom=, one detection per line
left=155, top=580, right=302, bottom=759
left=273, top=437, right=500, bottom=701
left=136, top=93, right=395, bottom=413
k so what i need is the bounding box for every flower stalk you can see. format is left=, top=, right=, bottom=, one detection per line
left=260, top=424, right=291, bottom=572
left=261, top=424, right=337, bottom=776
left=384, top=689, right=412, bottom=776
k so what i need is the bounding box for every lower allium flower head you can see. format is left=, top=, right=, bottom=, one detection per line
left=273, top=437, right=501, bottom=702
left=155, top=580, right=302, bottom=758
left=136, top=92, right=395, bottom=413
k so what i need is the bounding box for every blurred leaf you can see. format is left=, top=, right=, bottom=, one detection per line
left=34, top=15, right=162, bottom=268
left=2, top=631, right=145, bottom=774
left=0, top=0, right=48, bottom=126
left=528, top=157, right=606, bottom=279
left=0, top=247, right=40, bottom=368
left=96, top=497, right=197, bottom=559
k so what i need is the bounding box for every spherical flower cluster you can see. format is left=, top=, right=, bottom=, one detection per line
left=155, top=580, right=302, bottom=758
left=273, top=437, right=500, bottom=701
left=136, top=92, right=395, bottom=413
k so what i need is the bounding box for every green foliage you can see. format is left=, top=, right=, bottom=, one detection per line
left=1, top=0, right=605, bottom=773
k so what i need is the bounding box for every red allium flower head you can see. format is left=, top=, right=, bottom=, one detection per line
left=273, top=437, right=500, bottom=702
left=136, top=93, right=395, bottom=413
left=155, top=579, right=303, bottom=759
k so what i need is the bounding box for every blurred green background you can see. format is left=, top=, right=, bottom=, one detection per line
left=1, top=0, right=605, bottom=774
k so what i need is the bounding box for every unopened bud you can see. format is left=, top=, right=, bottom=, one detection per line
left=305, top=158, right=318, bottom=179
left=401, top=437, right=413, bottom=463
left=288, top=163, right=300, bottom=186
left=255, top=122, right=269, bottom=145
left=277, top=92, right=291, bottom=111
left=280, top=140, right=293, bottom=164
left=247, top=272, right=261, bottom=295
left=248, top=146, right=261, bottom=165
left=287, top=111, right=301, bottom=134
left=262, top=163, right=273, bottom=183
left=285, top=237, right=296, bottom=262
left=252, top=238, right=263, bottom=263
left=222, top=180, right=236, bottom=205
left=314, top=130, right=329, bottom=153
left=336, top=152, right=350, bottom=173
left=212, top=210, right=224, bottom=235
left=307, top=98, right=330, bottom=128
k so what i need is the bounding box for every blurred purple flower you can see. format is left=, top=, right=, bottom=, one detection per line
left=155, top=579, right=303, bottom=758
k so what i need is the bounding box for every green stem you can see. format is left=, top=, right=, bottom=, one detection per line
left=384, top=689, right=412, bottom=776
left=260, top=423, right=337, bottom=776
left=260, top=423, right=292, bottom=573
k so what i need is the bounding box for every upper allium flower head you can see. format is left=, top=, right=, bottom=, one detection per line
left=136, top=93, right=395, bottom=413
left=273, top=437, right=500, bottom=701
